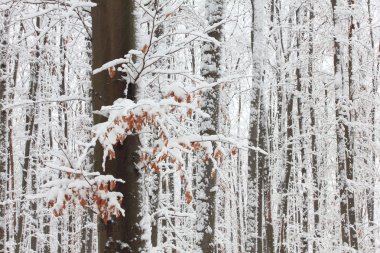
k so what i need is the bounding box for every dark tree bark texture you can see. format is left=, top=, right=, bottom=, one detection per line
left=92, top=1, right=143, bottom=252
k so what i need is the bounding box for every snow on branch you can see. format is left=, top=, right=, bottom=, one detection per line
left=42, top=135, right=126, bottom=222
left=93, top=58, right=127, bottom=75
left=92, top=0, right=228, bottom=85
left=43, top=173, right=125, bottom=221
left=1, top=95, right=89, bottom=110
left=45, top=0, right=254, bottom=224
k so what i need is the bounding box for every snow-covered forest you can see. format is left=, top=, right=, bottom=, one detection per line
left=0, top=0, right=379, bottom=252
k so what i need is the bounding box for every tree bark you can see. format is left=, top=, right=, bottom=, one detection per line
left=346, top=1, right=357, bottom=249
left=91, top=1, right=143, bottom=252
left=15, top=15, right=41, bottom=253
left=197, top=1, right=223, bottom=252
left=295, top=8, right=308, bottom=253
left=247, top=1, right=274, bottom=252
left=0, top=10, right=9, bottom=253
left=331, top=0, right=357, bottom=249
left=367, top=0, right=377, bottom=249
left=306, top=4, right=320, bottom=253
left=247, top=2, right=259, bottom=251
left=279, top=93, right=294, bottom=253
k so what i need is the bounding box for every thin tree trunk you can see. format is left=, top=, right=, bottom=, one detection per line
left=277, top=2, right=293, bottom=253
left=247, top=1, right=260, bottom=251
left=60, top=27, right=68, bottom=142
left=279, top=93, right=294, bottom=253
left=56, top=24, right=68, bottom=253
left=198, top=1, right=223, bottom=252
left=7, top=25, right=21, bottom=247
left=331, top=0, right=357, bottom=249
left=367, top=0, right=377, bottom=249
left=247, top=1, right=274, bottom=253
left=295, top=8, right=308, bottom=253
left=0, top=10, right=9, bottom=253
left=15, top=15, right=41, bottom=253
left=346, top=0, right=357, bottom=249
left=331, top=0, right=349, bottom=247
left=236, top=82, right=244, bottom=253
left=306, top=3, right=319, bottom=252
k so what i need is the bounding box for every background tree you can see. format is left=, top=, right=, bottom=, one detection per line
left=197, top=0, right=223, bottom=252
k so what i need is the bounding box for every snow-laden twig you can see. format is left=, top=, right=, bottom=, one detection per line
left=2, top=95, right=89, bottom=110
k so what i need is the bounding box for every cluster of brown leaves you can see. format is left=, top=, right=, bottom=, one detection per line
left=48, top=173, right=122, bottom=222
left=94, top=181, right=122, bottom=222
left=100, top=91, right=238, bottom=208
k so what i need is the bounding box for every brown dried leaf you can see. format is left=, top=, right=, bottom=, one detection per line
left=80, top=199, right=87, bottom=208
left=141, top=44, right=148, bottom=54
left=108, top=67, right=116, bottom=79
left=185, top=191, right=193, bottom=204
left=48, top=200, right=55, bottom=208
left=151, top=163, right=160, bottom=173
left=110, top=180, right=116, bottom=191
left=103, top=213, right=109, bottom=223
left=127, top=115, right=134, bottom=129
left=187, top=109, right=193, bottom=118
left=231, top=147, right=238, bottom=156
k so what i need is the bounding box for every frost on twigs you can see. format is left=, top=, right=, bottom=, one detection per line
left=45, top=0, right=241, bottom=223
left=93, top=87, right=237, bottom=206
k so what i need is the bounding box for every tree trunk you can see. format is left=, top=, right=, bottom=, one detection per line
left=346, top=1, right=357, bottom=249
left=279, top=93, right=294, bottom=253
left=331, top=0, right=357, bottom=249
left=91, top=1, right=143, bottom=252
left=295, top=8, right=308, bottom=253
left=15, top=15, right=41, bottom=253
left=247, top=1, right=260, bottom=252
left=367, top=0, right=377, bottom=249
left=247, top=1, right=274, bottom=252
left=7, top=24, right=21, bottom=249
left=0, top=10, right=9, bottom=253
left=197, top=1, right=223, bottom=252
left=306, top=4, right=320, bottom=252
left=331, top=0, right=349, bottom=247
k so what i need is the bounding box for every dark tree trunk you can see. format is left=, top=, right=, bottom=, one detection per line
left=7, top=23, right=21, bottom=250
left=331, top=0, right=349, bottom=247
left=367, top=0, right=377, bottom=249
left=279, top=94, right=294, bottom=253
left=91, top=1, right=143, bottom=252
left=295, top=8, right=308, bottom=253
left=15, top=15, right=41, bottom=253
left=331, top=0, right=357, bottom=249
left=346, top=1, right=357, bottom=249
left=307, top=4, right=320, bottom=253
left=198, top=1, right=223, bottom=252
left=60, top=27, right=68, bottom=142
left=247, top=1, right=274, bottom=252
left=247, top=2, right=260, bottom=252
left=0, top=10, right=9, bottom=253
